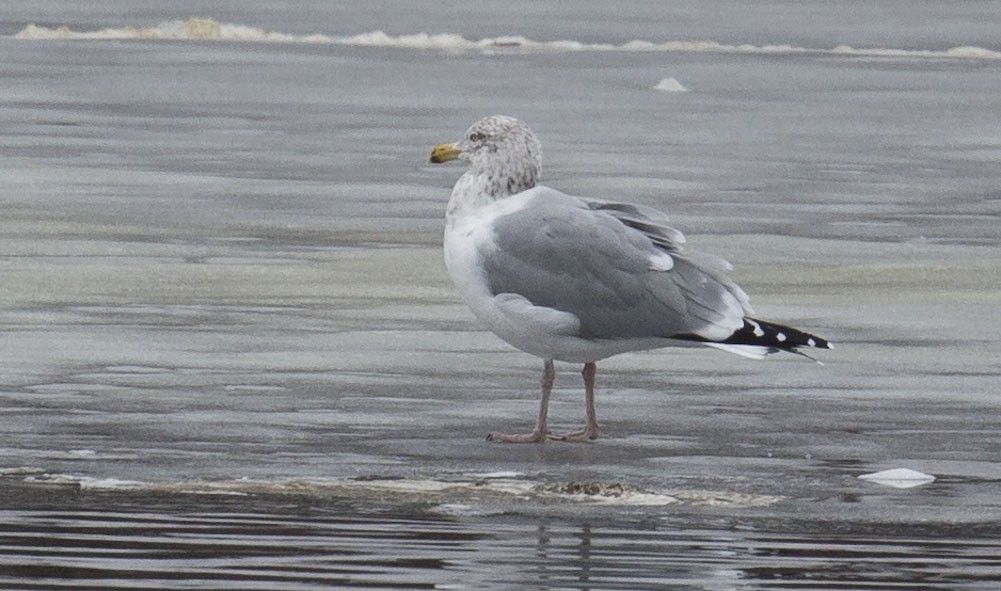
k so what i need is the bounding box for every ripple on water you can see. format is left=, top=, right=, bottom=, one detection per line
left=2, top=495, right=1000, bottom=590
left=1, top=478, right=1001, bottom=588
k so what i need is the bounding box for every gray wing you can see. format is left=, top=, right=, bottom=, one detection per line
left=582, top=198, right=686, bottom=253
left=483, top=188, right=751, bottom=341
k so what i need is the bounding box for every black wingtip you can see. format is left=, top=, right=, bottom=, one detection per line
left=674, top=318, right=831, bottom=355
left=731, top=318, right=831, bottom=352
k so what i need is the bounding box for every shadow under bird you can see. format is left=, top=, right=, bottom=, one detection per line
left=430, top=115, right=830, bottom=443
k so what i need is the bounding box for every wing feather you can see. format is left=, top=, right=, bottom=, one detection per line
left=483, top=188, right=750, bottom=342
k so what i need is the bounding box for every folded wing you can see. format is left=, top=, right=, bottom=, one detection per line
left=481, top=187, right=751, bottom=343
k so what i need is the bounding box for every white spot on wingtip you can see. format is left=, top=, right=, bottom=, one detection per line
left=747, top=319, right=764, bottom=337
left=807, top=338, right=816, bottom=347
left=776, top=332, right=786, bottom=342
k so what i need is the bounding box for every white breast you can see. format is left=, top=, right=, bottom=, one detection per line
left=443, top=191, right=531, bottom=333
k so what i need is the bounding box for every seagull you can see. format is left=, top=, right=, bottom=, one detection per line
left=430, top=115, right=830, bottom=443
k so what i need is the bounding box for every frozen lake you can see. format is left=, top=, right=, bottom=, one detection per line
left=1, top=2, right=1000, bottom=589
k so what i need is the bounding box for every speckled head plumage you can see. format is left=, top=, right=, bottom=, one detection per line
left=430, top=115, right=542, bottom=198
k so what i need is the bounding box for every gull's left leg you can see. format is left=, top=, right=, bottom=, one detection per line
left=553, top=362, right=600, bottom=442
left=487, top=359, right=555, bottom=443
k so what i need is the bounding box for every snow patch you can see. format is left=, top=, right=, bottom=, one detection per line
left=653, top=77, right=689, bottom=93
left=859, top=468, right=936, bottom=489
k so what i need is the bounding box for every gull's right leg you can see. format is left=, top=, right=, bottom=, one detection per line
left=487, top=359, right=555, bottom=443
left=551, top=361, right=600, bottom=442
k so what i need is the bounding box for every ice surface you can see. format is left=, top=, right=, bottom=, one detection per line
left=1, top=3, right=1001, bottom=587
left=2, top=23, right=1000, bottom=511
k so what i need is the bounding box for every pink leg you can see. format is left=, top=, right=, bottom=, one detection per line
left=487, top=359, right=555, bottom=443
left=553, top=362, right=600, bottom=442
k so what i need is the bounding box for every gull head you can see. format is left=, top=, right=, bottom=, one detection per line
left=430, top=115, right=542, bottom=198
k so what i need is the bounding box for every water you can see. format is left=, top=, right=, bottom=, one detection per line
left=2, top=2, right=1001, bottom=589
left=5, top=490, right=1001, bottom=590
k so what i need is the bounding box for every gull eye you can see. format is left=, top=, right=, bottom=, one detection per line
left=468, top=132, right=485, bottom=142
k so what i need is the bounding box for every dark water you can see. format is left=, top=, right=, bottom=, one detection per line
left=4, top=488, right=1001, bottom=590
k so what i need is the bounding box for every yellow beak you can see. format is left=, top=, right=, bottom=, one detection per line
left=429, top=142, right=461, bottom=163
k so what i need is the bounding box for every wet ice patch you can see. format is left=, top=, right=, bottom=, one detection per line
left=222, top=384, right=288, bottom=392
left=431, top=503, right=506, bottom=517
left=467, top=471, right=527, bottom=480
left=0, top=466, right=46, bottom=476
left=66, top=449, right=97, bottom=459
left=859, top=468, right=936, bottom=489
left=104, top=365, right=172, bottom=374
left=537, top=482, right=677, bottom=506
left=76, top=477, right=145, bottom=490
